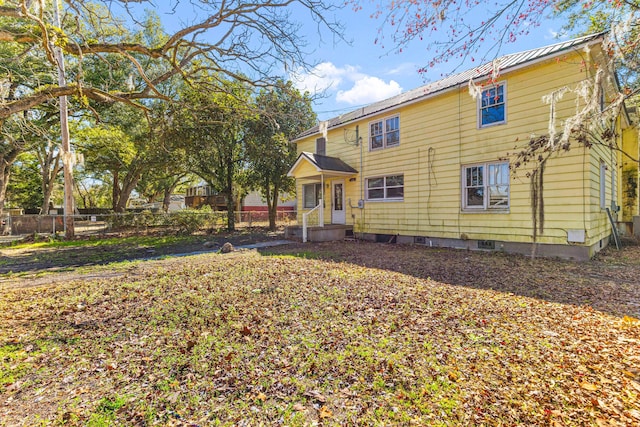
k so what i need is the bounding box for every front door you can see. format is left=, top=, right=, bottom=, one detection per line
left=332, top=180, right=346, bottom=224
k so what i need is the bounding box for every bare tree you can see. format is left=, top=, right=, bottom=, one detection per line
left=0, top=0, right=344, bottom=216
left=0, top=0, right=344, bottom=120
left=359, top=0, right=638, bottom=83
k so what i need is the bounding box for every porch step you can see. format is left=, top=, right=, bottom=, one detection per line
left=285, top=224, right=353, bottom=242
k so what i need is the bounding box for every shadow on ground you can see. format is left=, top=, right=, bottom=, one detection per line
left=0, top=229, right=285, bottom=276
left=259, top=240, right=640, bottom=318
left=2, top=231, right=639, bottom=318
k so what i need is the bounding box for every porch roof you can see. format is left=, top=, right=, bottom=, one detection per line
left=288, top=152, right=358, bottom=179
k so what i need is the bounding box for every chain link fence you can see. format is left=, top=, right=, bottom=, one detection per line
left=2, top=210, right=298, bottom=237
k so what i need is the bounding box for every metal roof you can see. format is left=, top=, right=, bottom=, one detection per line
left=295, top=32, right=606, bottom=141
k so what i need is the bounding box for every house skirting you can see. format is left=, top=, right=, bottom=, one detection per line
left=285, top=224, right=354, bottom=242
left=357, top=233, right=611, bottom=261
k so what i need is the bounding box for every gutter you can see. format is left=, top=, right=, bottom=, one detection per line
left=292, top=33, right=607, bottom=143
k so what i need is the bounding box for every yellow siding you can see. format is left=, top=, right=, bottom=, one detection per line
left=289, top=159, right=320, bottom=179
left=291, top=47, right=636, bottom=251
left=620, top=126, right=639, bottom=221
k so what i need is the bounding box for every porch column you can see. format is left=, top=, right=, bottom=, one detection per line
left=320, top=173, right=325, bottom=226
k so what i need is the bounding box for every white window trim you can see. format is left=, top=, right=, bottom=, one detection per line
left=478, top=81, right=507, bottom=129
left=303, top=183, right=323, bottom=209
left=365, top=174, right=404, bottom=202
left=461, top=161, right=510, bottom=212
left=369, top=114, right=400, bottom=151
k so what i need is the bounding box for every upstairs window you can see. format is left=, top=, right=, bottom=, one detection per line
left=479, top=82, right=506, bottom=127
left=315, top=137, right=326, bottom=156
left=462, top=162, right=509, bottom=211
left=370, top=115, right=400, bottom=150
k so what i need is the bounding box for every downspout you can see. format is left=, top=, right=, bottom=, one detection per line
left=357, top=125, right=365, bottom=239
left=457, top=85, right=462, bottom=238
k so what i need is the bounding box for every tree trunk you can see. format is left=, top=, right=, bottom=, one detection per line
left=112, top=171, right=121, bottom=212
left=40, top=152, right=61, bottom=215
left=0, top=161, right=11, bottom=218
left=225, top=174, right=236, bottom=231
left=0, top=149, right=21, bottom=217
left=41, top=184, right=54, bottom=215
left=74, top=180, right=88, bottom=210
left=162, top=180, right=181, bottom=212
left=162, top=188, right=172, bottom=212
left=225, top=161, right=235, bottom=231
left=36, top=145, right=60, bottom=214
left=266, top=182, right=278, bottom=232
left=115, top=172, right=141, bottom=213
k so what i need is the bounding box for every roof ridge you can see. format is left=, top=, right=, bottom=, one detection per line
left=294, top=32, right=606, bottom=141
left=495, top=31, right=606, bottom=61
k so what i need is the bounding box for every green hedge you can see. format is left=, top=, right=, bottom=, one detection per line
left=105, top=207, right=226, bottom=234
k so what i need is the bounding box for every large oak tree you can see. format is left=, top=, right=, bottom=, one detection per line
left=246, top=80, right=316, bottom=231
left=0, top=0, right=343, bottom=215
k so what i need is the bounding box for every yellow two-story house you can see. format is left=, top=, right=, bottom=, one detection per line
left=288, top=33, right=639, bottom=259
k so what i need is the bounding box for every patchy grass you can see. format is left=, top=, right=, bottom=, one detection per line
left=0, top=228, right=285, bottom=280
left=0, top=234, right=201, bottom=279
left=0, top=242, right=639, bottom=425
left=2, top=234, right=200, bottom=252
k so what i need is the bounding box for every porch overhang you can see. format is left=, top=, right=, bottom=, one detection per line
left=287, top=152, right=358, bottom=180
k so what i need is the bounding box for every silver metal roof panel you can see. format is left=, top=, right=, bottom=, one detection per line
left=295, top=32, right=605, bottom=140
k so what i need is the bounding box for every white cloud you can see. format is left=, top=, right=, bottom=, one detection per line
left=545, top=28, right=569, bottom=40
left=292, top=62, right=356, bottom=95
left=292, top=62, right=403, bottom=106
left=386, top=62, right=417, bottom=76
left=336, top=76, right=402, bottom=105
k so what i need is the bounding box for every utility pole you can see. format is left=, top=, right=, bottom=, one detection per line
left=53, top=0, right=75, bottom=238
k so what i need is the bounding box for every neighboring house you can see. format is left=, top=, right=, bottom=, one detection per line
left=141, top=195, right=186, bottom=212
left=185, top=184, right=229, bottom=210
left=242, top=191, right=296, bottom=212
left=288, top=33, right=639, bottom=260
left=185, top=184, right=296, bottom=212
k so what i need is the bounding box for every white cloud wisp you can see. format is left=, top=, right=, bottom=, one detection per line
left=292, top=62, right=403, bottom=107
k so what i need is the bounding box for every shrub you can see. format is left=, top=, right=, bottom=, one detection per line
left=170, top=208, right=209, bottom=234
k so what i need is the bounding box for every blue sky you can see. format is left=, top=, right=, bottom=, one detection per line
left=287, top=3, right=571, bottom=120
left=122, top=2, right=571, bottom=121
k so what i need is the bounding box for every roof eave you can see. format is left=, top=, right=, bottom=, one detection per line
left=287, top=152, right=322, bottom=177
left=293, top=34, right=607, bottom=142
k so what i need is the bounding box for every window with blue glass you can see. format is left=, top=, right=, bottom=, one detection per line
left=479, top=82, right=506, bottom=127
left=369, top=115, right=400, bottom=150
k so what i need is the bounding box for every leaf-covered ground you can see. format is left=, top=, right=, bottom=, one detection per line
left=1, top=240, right=639, bottom=426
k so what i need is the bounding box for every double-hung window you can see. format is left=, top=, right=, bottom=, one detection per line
left=303, top=183, right=323, bottom=209
left=479, top=82, right=506, bottom=127
left=366, top=174, right=404, bottom=201
left=462, top=162, right=509, bottom=211
left=370, top=115, right=400, bottom=150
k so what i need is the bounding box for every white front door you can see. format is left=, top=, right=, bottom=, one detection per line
left=332, top=180, right=346, bottom=224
